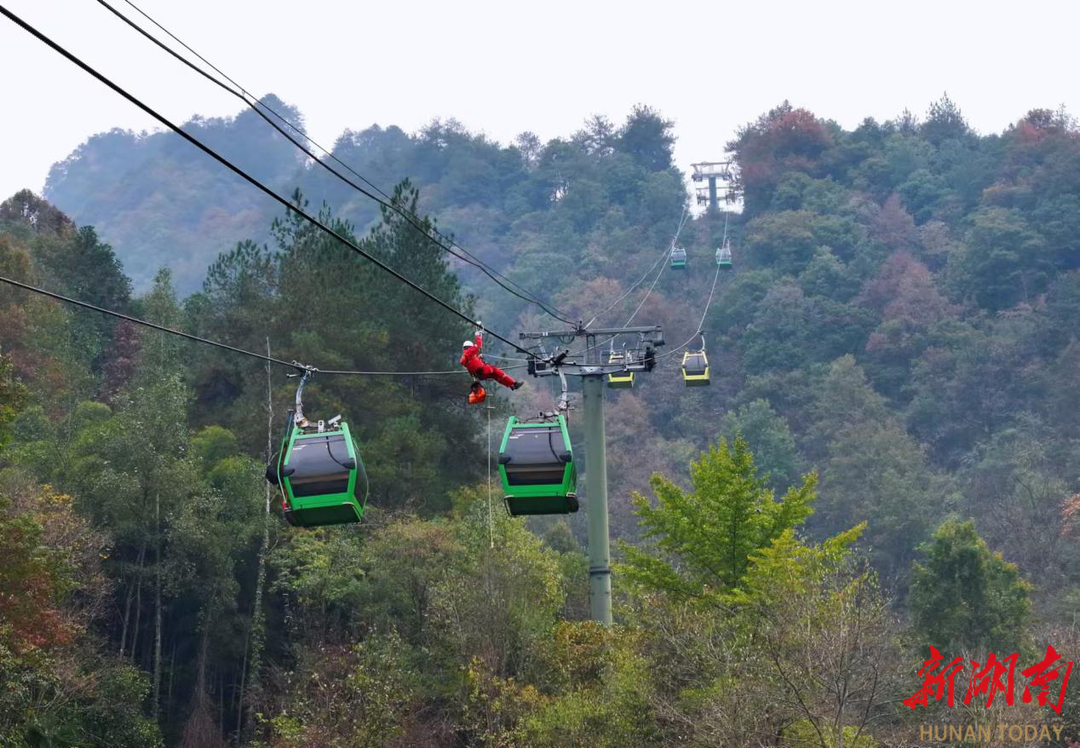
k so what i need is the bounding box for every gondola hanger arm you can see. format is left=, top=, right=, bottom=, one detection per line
left=556, top=368, right=570, bottom=415
left=288, top=363, right=318, bottom=427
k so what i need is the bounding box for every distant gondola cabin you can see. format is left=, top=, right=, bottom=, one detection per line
left=606, top=351, right=635, bottom=389
left=716, top=242, right=732, bottom=268
left=498, top=415, right=578, bottom=515
left=670, top=246, right=687, bottom=269
left=681, top=350, right=710, bottom=386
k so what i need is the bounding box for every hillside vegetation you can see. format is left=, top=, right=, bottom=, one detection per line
left=2, top=96, right=1080, bottom=746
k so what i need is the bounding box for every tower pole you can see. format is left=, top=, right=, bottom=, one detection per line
left=519, top=324, right=663, bottom=626
left=582, top=373, right=612, bottom=625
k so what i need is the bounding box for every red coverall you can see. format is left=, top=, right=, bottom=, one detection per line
left=460, top=331, right=517, bottom=388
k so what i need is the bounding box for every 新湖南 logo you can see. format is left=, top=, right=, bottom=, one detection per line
left=904, top=645, right=1073, bottom=714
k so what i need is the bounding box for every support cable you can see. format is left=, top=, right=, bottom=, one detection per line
left=0, top=275, right=520, bottom=375
left=582, top=205, right=688, bottom=329
left=563, top=205, right=689, bottom=363
left=0, top=5, right=535, bottom=358
left=656, top=263, right=723, bottom=360
left=97, top=0, right=574, bottom=325
left=696, top=263, right=723, bottom=334
left=1, top=274, right=300, bottom=370
left=486, top=404, right=494, bottom=549
left=622, top=239, right=672, bottom=327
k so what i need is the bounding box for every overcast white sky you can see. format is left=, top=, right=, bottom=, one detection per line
left=1, top=0, right=1077, bottom=202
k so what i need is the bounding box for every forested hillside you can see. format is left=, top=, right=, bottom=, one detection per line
left=44, top=102, right=682, bottom=296
left=3, top=96, right=1080, bottom=746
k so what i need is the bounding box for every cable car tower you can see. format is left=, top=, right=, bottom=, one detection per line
left=520, top=324, right=665, bottom=625
left=691, top=160, right=737, bottom=212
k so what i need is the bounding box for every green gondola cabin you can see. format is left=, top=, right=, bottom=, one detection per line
left=268, top=414, right=367, bottom=527
left=670, top=246, right=687, bottom=269
left=498, top=415, right=578, bottom=515
left=716, top=241, right=732, bottom=268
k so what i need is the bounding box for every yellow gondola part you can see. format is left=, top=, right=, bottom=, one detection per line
left=681, top=350, right=710, bottom=386
left=607, top=351, right=635, bottom=388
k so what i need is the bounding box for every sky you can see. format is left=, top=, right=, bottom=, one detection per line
left=2, top=0, right=1079, bottom=202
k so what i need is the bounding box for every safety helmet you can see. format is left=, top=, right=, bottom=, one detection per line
left=463, top=340, right=474, bottom=349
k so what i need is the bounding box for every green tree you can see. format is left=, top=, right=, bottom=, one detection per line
left=799, top=246, right=861, bottom=301
left=955, top=207, right=1051, bottom=310
left=909, top=519, right=1031, bottom=654
left=720, top=398, right=801, bottom=492
left=741, top=284, right=873, bottom=374
left=809, top=356, right=936, bottom=578
left=0, top=474, right=162, bottom=748
left=620, top=436, right=816, bottom=599
left=921, top=93, right=970, bottom=146
left=0, top=189, right=75, bottom=237
left=520, top=624, right=658, bottom=747
left=0, top=350, right=27, bottom=450
left=432, top=493, right=566, bottom=679
left=957, top=421, right=1076, bottom=602
left=36, top=225, right=132, bottom=312
left=616, top=105, right=675, bottom=171
left=734, top=529, right=891, bottom=748
left=263, top=632, right=418, bottom=748
left=744, top=210, right=819, bottom=275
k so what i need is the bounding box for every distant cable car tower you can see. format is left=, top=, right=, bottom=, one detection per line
left=691, top=160, right=737, bottom=212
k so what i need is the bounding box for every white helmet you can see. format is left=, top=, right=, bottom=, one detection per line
left=463, top=340, right=474, bottom=349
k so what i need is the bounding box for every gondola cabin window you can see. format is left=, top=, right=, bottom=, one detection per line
left=504, top=425, right=570, bottom=486
left=286, top=434, right=351, bottom=496
left=498, top=415, right=578, bottom=515
left=681, top=350, right=710, bottom=386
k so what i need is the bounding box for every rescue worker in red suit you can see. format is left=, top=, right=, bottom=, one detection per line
left=461, top=328, right=522, bottom=390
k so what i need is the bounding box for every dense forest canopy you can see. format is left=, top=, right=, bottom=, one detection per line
left=2, top=95, right=1080, bottom=746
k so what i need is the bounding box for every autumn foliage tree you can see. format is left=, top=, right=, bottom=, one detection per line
left=729, top=102, right=833, bottom=214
